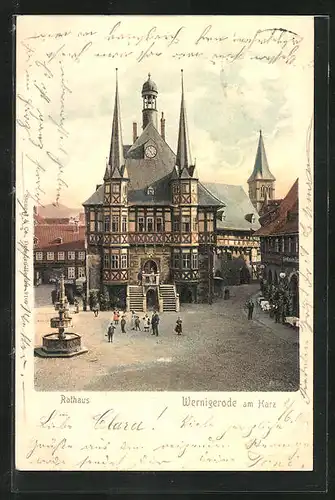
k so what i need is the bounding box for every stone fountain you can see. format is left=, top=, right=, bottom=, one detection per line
left=35, top=274, right=88, bottom=358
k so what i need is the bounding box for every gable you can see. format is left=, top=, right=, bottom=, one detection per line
left=203, top=182, right=260, bottom=231
left=126, top=122, right=176, bottom=191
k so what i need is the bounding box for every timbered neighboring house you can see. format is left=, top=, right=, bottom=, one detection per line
left=33, top=223, right=86, bottom=295
left=255, top=179, right=299, bottom=316
left=83, top=71, right=224, bottom=312
left=204, top=183, right=261, bottom=286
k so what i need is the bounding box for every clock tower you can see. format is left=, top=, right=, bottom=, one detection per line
left=142, top=73, right=158, bottom=130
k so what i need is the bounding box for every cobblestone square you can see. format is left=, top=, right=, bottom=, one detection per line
left=34, top=284, right=299, bottom=392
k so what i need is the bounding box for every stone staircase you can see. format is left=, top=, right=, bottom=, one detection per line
left=159, top=284, right=179, bottom=312
left=128, top=285, right=144, bottom=312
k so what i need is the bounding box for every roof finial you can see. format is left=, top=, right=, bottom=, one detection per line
left=148, top=72, right=151, bottom=79
left=181, top=69, right=184, bottom=94
left=259, top=128, right=262, bottom=135
left=115, top=68, right=119, bottom=90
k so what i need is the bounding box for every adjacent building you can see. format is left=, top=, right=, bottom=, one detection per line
left=255, top=179, right=299, bottom=316
left=33, top=223, right=86, bottom=295
left=204, top=183, right=260, bottom=286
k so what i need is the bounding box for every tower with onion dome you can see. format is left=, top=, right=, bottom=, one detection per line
left=141, top=73, right=158, bottom=130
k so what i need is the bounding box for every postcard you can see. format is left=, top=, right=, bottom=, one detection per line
left=16, top=15, right=314, bottom=472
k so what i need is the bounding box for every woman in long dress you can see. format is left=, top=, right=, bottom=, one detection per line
left=130, top=310, right=136, bottom=330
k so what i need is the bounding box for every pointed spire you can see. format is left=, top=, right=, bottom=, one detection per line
left=103, top=157, right=110, bottom=181
left=176, top=70, right=194, bottom=177
left=248, top=130, right=275, bottom=183
left=107, top=68, right=125, bottom=179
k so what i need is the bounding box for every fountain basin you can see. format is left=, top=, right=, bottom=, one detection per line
left=34, top=332, right=88, bottom=358
left=50, top=317, right=73, bottom=329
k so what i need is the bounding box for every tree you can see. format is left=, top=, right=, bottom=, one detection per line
left=89, top=289, right=99, bottom=310
left=66, top=286, right=75, bottom=305
left=100, top=286, right=110, bottom=311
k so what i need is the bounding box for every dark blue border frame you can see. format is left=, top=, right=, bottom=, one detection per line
left=0, top=3, right=328, bottom=495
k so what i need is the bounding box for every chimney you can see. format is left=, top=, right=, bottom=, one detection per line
left=160, top=112, right=165, bottom=140
left=132, top=122, right=137, bottom=144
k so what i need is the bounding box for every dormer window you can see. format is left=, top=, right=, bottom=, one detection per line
left=147, top=186, right=155, bottom=195
left=218, top=210, right=226, bottom=221
left=33, top=237, right=38, bottom=246
left=54, top=237, right=63, bottom=244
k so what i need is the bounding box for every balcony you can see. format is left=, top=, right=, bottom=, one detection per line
left=142, top=273, right=160, bottom=286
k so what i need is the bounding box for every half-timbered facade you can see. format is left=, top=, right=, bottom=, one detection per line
left=33, top=224, right=86, bottom=291
left=255, top=179, right=299, bottom=316
left=83, top=70, right=223, bottom=311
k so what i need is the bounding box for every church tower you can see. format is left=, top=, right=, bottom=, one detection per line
left=248, top=130, right=275, bottom=213
left=141, top=73, right=158, bottom=130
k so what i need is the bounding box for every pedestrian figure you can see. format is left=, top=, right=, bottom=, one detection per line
left=120, top=315, right=126, bottom=333
left=137, top=270, right=142, bottom=285
left=113, top=310, right=120, bottom=325
left=107, top=322, right=115, bottom=342
left=150, top=311, right=156, bottom=335
left=151, top=311, right=160, bottom=336
left=224, top=288, right=230, bottom=300
left=74, top=299, right=79, bottom=314
left=274, top=303, right=281, bottom=323
left=143, top=314, right=150, bottom=333
left=134, top=315, right=141, bottom=331
left=175, top=317, right=183, bottom=335
left=247, top=300, right=254, bottom=320
left=130, top=310, right=136, bottom=330
left=92, top=302, right=100, bottom=317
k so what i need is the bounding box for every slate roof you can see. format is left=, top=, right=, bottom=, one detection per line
left=83, top=177, right=223, bottom=207
left=142, top=74, right=158, bottom=95
left=248, top=130, right=275, bottom=183
left=203, top=182, right=260, bottom=231
left=34, top=224, right=85, bottom=251
left=198, top=183, right=224, bottom=207
left=255, top=179, right=298, bottom=236
left=83, top=184, right=104, bottom=206
left=105, top=69, right=127, bottom=181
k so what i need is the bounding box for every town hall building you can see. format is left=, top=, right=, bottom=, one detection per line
left=83, top=70, right=227, bottom=312
left=83, top=70, right=261, bottom=312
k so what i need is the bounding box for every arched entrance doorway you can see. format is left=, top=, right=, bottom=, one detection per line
left=146, top=288, right=158, bottom=311
left=143, top=259, right=158, bottom=274
left=289, top=273, right=299, bottom=316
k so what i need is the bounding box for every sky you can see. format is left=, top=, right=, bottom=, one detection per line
left=16, top=16, right=314, bottom=209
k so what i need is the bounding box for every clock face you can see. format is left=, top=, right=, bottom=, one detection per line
left=145, top=145, right=157, bottom=158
